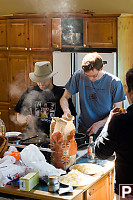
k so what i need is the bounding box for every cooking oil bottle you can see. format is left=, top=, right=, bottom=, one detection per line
left=0, top=112, right=6, bottom=136
left=87, top=136, right=98, bottom=163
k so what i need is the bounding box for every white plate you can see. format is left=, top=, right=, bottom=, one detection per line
left=5, top=132, right=22, bottom=137
left=59, top=173, right=96, bottom=187
left=69, top=163, right=103, bottom=175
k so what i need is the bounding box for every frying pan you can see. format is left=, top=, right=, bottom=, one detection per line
left=7, top=132, right=49, bottom=145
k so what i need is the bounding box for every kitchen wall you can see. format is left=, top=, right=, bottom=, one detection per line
left=0, top=0, right=133, bottom=16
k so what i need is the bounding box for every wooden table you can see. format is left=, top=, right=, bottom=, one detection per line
left=0, top=160, right=115, bottom=200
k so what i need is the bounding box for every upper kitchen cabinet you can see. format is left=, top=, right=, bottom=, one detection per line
left=83, top=18, right=117, bottom=48
left=61, top=19, right=83, bottom=47
left=52, top=16, right=117, bottom=49
left=0, top=20, right=8, bottom=50
left=52, top=18, right=61, bottom=49
left=7, top=19, right=29, bottom=51
left=7, top=18, right=52, bottom=51
left=52, top=18, right=83, bottom=49
left=29, top=18, right=52, bottom=51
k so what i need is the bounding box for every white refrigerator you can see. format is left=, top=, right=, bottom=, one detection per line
left=53, top=51, right=117, bottom=86
left=52, top=51, right=127, bottom=128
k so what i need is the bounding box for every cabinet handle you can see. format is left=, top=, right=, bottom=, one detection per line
left=57, top=45, right=59, bottom=48
left=25, top=48, right=27, bottom=50
left=29, top=48, right=32, bottom=51
left=9, top=108, right=11, bottom=110
left=83, top=44, right=86, bottom=47
left=7, top=47, right=8, bottom=50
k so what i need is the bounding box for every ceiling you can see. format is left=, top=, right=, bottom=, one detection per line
left=1, top=0, right=133, bottom=16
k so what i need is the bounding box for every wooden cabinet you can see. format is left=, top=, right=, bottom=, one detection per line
left=29, top=18, right=51, bottom=51
left=52, top=18, right=61, bottom=49
left=84, top=169, right=114, bottom=200
left=0, top=51, right=52, bottom=132
left=8, top=53, right=29, bottom=104
left=7, top=18, right=51, bottom=51
left=52, top=17, right=117, bottom=49
left=83, top=18, right=117, bottom=48
left=0, top=52, right=9, bottom=103
left=0, top=15, right=52, bottom=132
left=8, top=19, right=29, bottom=51
left=0, top=20, right=8, bottom=50
left=0, top=105, right=10, bottom=132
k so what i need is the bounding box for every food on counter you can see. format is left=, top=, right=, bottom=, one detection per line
left=60, top=169, right=86, bottom=186
left=60, top=169, right=95, bottom=186
left=70, top=163, right=103, bottom=175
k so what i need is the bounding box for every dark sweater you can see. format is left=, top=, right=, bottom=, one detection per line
left=14, top=84, right=76, bottom=136
left=95, top=104, right=133, bottom=195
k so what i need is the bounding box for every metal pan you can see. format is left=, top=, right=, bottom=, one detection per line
left=8, top=132, right=49, bottom=146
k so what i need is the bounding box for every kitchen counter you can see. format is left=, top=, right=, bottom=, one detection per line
left=0, top=153, right=115, bottom=200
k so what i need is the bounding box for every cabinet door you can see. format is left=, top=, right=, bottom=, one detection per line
left=29, top=18, right=52, bottom=51
left=52, top=18, right=61, bottom=49
left=0, top=53, right=9, bottom=103
left=0, top=20, right=8, bottom=51
left=0, top=105, right=10, bottom=132
left=83, top=18, right=117, bottom=48
left=8, top=53, right=29, bottom=104
left=8, top=19, right=29, bottom=51
left=108, top=169, right=114, bottom=200
left=29, top=52, right=53, bottom=87
left=85, top=173, right=109, bottom=200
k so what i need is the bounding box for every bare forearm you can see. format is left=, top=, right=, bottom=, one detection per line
left=60, top=96, right=71, bottom=115
left=60, top=89, right=72, bottom=116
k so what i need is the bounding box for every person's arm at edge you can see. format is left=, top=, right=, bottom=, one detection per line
left=95, top=106, right=126, bottom=160
left=60, top=89, right=72, bottom=117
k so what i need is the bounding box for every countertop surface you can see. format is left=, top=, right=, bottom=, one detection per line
left=0, top=150, right=115, bottom=200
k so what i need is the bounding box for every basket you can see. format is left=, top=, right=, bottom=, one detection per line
left=0, top=136, right=8, bottom=158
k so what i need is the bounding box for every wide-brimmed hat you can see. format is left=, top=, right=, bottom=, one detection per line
left=29, top=61, right=57, bottom=83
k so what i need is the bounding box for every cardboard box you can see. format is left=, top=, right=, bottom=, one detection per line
left=19, top=171, right=39, bottom=191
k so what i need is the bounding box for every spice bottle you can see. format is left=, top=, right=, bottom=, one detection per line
left=87, top=136, right=95, bottom=163
left=48, top=175, right=60, bottom=193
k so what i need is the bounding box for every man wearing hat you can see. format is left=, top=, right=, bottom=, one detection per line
left=14, top=61, right=76, bottom=136
left=60, top=52, right=125, bottom=140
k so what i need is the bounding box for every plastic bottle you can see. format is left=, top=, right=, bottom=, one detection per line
left=0, top=112, right=6, bottom=136
left=87, top=136, right=98, bottom=163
